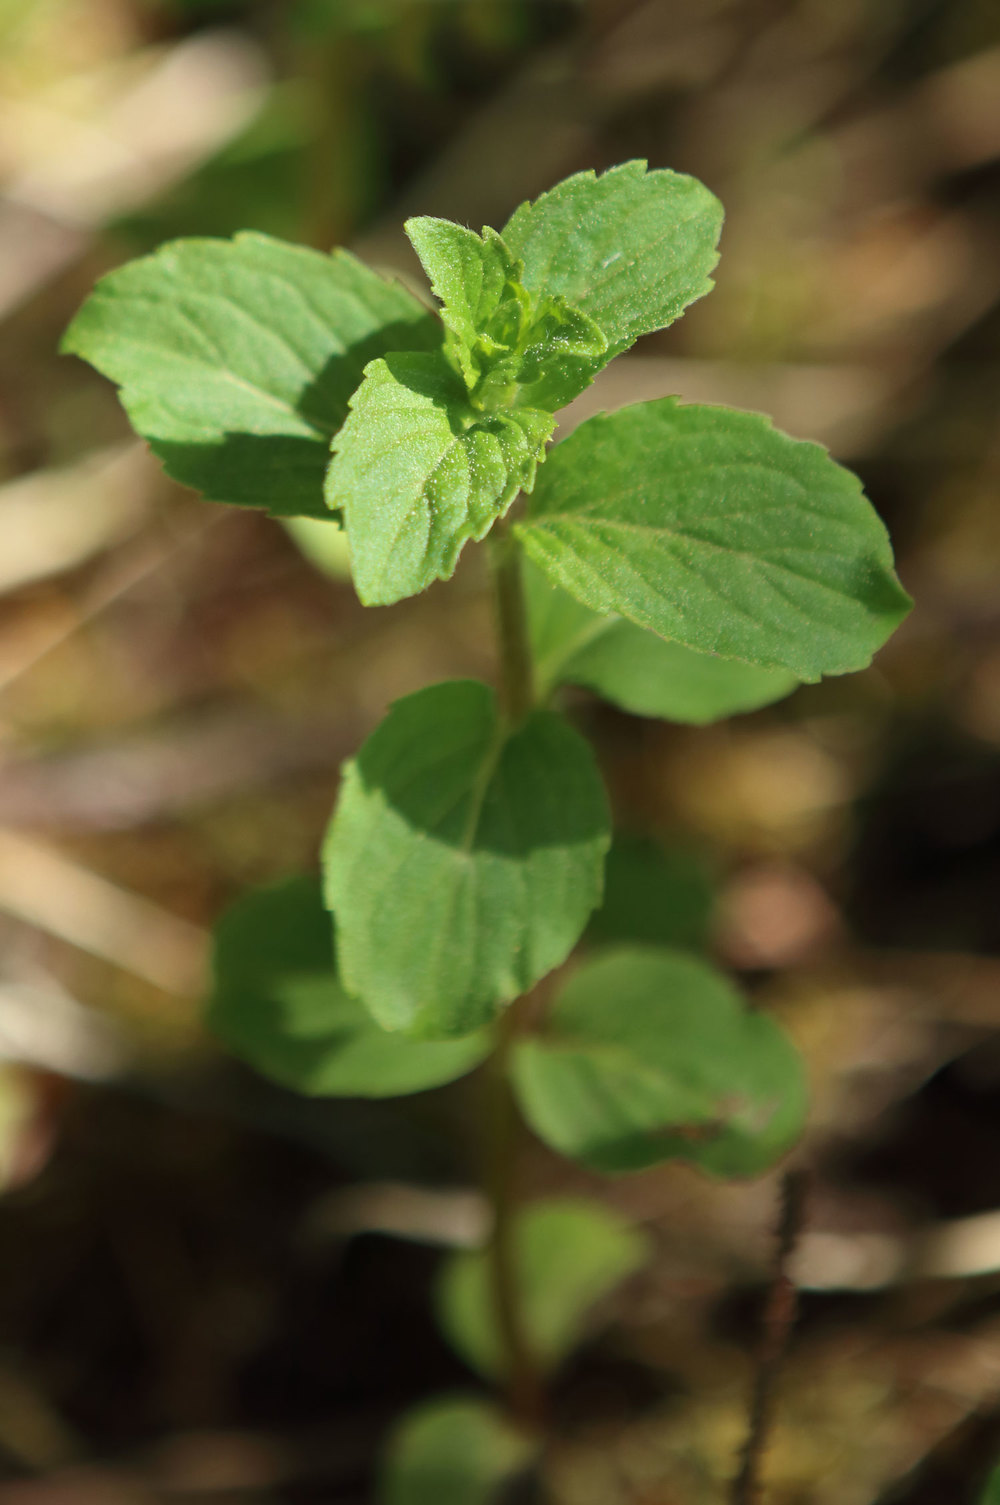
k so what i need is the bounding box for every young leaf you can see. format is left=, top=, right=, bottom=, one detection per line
left=405, top=217, right=527, bottom=390
left=322, top=680, right=610, bottom=1037
left=510, top=293, right=608, bottom=414
left=62, top=233, right=440, bottom=518
left=502, top=160, right=723, bottom=360
left=516, top=398, right=912, bottom=682
left=208, top=876, right=490, bottom=1096
left=526, top=562, right=798, bottom=722
left=436, top=1199, right=649, bottom=1379
left=325, top=351, right=553, bottom=605
left=406, top=216, right=608, bottom=413
left=380, top=1396, right=536, bottom=1505
left=587, top=835, right=715, bottom=952
left=511, top=947, right=807, bottom=1176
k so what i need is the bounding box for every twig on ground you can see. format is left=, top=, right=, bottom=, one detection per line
left=732, top=1169, right=809, bottom=1505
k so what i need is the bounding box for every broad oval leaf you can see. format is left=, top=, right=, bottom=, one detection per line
left=61, top=233, right=440, bottom=518
left=527, top=561, right=798, bottom=722
left=380, top=1396, right=536, bottom=1505
left=436, top=1198, right=649, bottom=1379
left=502, top=160, right=723, bottom=360
left=208, top=876, right=489, bottom=1096
left=511, top=947, right=807, bottom=1176
left=517, top=398, right=912, bottom=682
left=322, top=680, right=610, bottom=1037
left=325, top=351, right=553, bottom=605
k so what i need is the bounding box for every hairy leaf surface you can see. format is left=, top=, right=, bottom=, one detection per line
left=62, top=233, right=439, bottom=517
left=209, top=876, right=489, bottom=1096
left=512, top=947, right=807, bottom=1176
left=502, top=160, right=723, bottom=360
left=517, top=398, right=912, bottom=681
left=436, top=1199, right=649, bottom=1378
left=323, top=680, right=610, bottom=1037
left=405, top=217, right=527, bottom=389
left=406, top=216, right=607, bottom=413
left=326, top=352, right=553, bottom=605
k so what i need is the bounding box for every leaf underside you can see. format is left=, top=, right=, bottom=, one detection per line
left=209, top=875, right=489, bottom=1096
left=526, top=560, right=799, bottom=722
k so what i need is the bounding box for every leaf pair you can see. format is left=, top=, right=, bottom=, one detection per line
left=63, top=168, right=910, bottom=681
left=329, top=163, right=726, bottom=605
left=210, top=875, right=806, bottom=1185
left=382, top=1195, right=649, bottom=1505
left=63, top=161, right=731, bottom=607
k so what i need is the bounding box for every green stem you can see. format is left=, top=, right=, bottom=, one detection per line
left=489, top=518, right=535, bottom=724
left=483, top=517, right=543, bottom=1424
left=484, top=998, right=545, bottom=1427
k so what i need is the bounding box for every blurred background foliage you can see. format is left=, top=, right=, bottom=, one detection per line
left=1, top=0, right=1000, bottom=1500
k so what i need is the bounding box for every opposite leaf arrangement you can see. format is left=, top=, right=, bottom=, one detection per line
left=65, top=161, right=911, bottom=1501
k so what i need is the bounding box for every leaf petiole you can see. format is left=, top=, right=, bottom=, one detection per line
left=489, top=514, right=535, bottom=725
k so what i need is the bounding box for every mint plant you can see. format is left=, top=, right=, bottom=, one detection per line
left=63, top=160, right=911, bottom=1501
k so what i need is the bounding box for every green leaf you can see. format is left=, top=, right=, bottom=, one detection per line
left=502, top=160, right=723, bottom=360
left=511, top=947, right=807, bottom=1177
left=517, top=398, right=912, bottom=682
left=406, top=216, right=607, bottom=414
left=405, top=217, right=527, bottom=390
left=587, top=835, right=715, bottom=951
left=61, top=232, right=439, bottom=519
left=322, top=680, right=610, bottom=1038
left=325, top=351, right=553, bottom=605
left=510, top=293, right=608, bottom=414
left=208, top=876, right=490, bottom=1096
left=564, top=625, right=800, bottom=722
left=436, top=1199, right=649, bottom=1378
left=380, top=1397, right=535, bottom=1505
left=526, top=561, right=798, bottom=722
